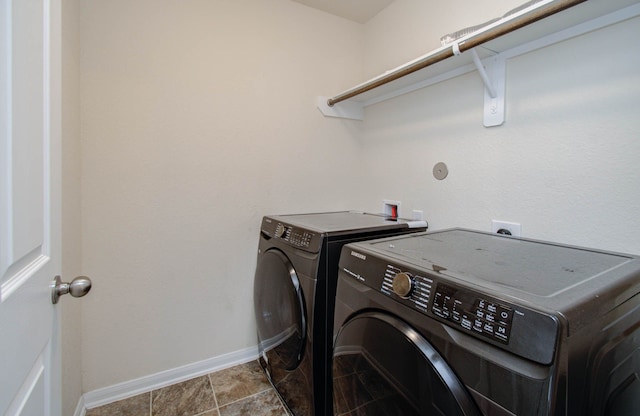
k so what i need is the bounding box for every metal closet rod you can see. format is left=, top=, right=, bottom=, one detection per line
left=326, top=0, right=586, bottom=107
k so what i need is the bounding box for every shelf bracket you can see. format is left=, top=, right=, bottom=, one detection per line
left=468, top=48, right=506, bottom=127
left=316, top=96, right=363, bottom=121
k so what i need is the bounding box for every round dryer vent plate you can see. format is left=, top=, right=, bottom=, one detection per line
left=433, top=162, right=449, bottom=180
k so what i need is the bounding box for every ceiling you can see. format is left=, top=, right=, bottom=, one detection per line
left=291, top=0, right=396, bottom=23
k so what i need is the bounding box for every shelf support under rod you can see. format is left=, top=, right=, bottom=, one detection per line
left=470, top=48, right=497, bottom=98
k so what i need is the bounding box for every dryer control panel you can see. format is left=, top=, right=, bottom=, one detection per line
left=261, top=218, right=322, bottom=252
left=340, top=248, right=559, bottom=365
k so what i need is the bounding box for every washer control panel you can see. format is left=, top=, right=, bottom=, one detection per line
left=432, top=283, right=513, bottom=344
left=380, top=264, right=513, bottom=344
left=340, top=249, right=559, bottom=365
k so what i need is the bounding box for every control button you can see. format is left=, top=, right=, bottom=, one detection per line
left=472, top=320, right=483, bottom=333
left=487, top=304, right=497, bottom=313
left=483, top=323, right=495, bottom=334
left=478, top=299, right=486, bottom=309
left=486, top=313, right=495, bottom=322
left=498, top=307, right=513, bottom=324
left=495, top=324, right=509, bottom=343
left=392, top=272, right=413, bottom=298
left=476, top=310, right=485, bottom=319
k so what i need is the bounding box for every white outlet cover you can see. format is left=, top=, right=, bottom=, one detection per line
left=491, top=220, right=521, bottom=237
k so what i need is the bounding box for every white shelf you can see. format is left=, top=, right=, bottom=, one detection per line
left=318, top=0, right=640, bottom=126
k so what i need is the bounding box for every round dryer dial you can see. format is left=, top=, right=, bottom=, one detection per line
left=275, top=224, right=287, bottom=238
left=392, top=272, right=414, bottom=298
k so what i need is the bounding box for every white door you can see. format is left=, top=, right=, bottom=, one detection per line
left=0, top=0, right=62, bottom=415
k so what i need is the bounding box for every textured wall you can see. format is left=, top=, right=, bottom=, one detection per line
left=79, top=0, right=365, bottom=391
left=360, top=1, right=640, bottom=254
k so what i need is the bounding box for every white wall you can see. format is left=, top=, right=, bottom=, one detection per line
left=360, top=1, right=640, bottom=254
left=61, top=0, right=83, bottom=413
left=79, top=0, right=365, bottom=391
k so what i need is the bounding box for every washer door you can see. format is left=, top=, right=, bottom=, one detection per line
left=333, top=311, right=480, bottom=416
left=254, top=249, right=306, bottom=371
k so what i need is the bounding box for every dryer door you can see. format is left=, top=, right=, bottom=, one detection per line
left=254, top=249, right=306, bottom=371
left=333, top=311, right=480, bottom=416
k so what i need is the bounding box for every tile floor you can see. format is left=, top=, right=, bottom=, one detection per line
left=85, top=360, right=290, bottom=416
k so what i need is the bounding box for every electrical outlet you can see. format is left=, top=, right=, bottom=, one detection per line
left=491, top=220, right=521, bottom=237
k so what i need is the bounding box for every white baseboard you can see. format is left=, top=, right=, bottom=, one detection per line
left=73, top=395, right=86, bottom=416
left=82, top=345, right=259, bottom=411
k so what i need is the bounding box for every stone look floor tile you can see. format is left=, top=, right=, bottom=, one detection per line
left=151, top=375, right=216, bottom=416
left=85, top=392, right=150, bottom=416
left=218, top=390, right=287, bottom=416
left=209, top=361, right=272, bottom=406
left=85, top=361, right=289, bottom=416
